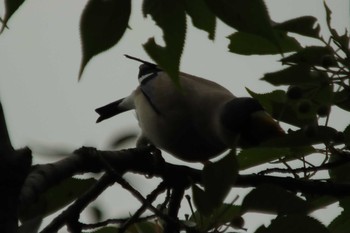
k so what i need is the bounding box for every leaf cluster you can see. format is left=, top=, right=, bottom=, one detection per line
left=1, top=1, right=350, bottom=233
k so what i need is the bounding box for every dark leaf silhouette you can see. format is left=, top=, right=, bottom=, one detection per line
left=0, top=0, right=25, bottom=33
left=280, top=46, right=336, bottom=67
left=228, top=31, right=301, bottom=55
left=142, top=0, right=186, bottom=84
left=79, top=0, right=131, bottom=80
left=20, top=178, right=96, bottom=221
left=274, top=16, right=320, bottom=39
left=241, top=184, right=309, bottom=214
left=255, top=215, right=329, bottom=233
left=185, top=0, right=216, bottom=40
left=205, top=0, right=277, bottom=45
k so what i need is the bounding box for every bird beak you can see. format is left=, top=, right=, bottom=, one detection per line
left=250, top=111, right=285, bottom=139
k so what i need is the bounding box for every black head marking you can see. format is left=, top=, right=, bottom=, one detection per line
left=138, top=65, right=163, bottom=115
left=220, top=97, right=284, bottom=147
left=220, top=97, right=264, bottom=133
left=138, top=64, right=162, bottom=84
left=123, top=55, right=163, bottom=114
left=123, top=54, right=162, bottom=84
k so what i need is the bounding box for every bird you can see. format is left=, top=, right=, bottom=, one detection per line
left=96, top=55, right=285, bottom=162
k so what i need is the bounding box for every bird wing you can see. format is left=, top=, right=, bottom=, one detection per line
left=137, top=64, right=163, bottom=115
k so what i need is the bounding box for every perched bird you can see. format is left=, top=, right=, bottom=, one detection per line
left=96, top=56, right=284, bottom=162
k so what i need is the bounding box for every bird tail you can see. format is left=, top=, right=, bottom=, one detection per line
left=95, top=98, right=128, bottom=123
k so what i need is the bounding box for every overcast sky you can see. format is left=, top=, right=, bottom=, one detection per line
left=0, top=0, right=349, bottom=232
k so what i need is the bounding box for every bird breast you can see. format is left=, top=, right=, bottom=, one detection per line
left=133, top=73, right=235, bottom=162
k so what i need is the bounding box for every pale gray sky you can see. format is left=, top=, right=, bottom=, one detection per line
left=0, top=1, right=349, bottom=232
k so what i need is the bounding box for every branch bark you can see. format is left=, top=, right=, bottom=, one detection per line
left=0, top=102, right=32, bottom=233
left=20, top=145, right=350, bottom=212
left=16, top=145, right=350, bottom=232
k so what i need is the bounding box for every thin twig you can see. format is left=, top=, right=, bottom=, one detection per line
left=96, top=149, right=180, bottom=229
left=164, top=187, right=185, bottom=233
left=258, top=154, right=350, bottom=176
left=40, top=174, right=115, bottom=233
left=118, top=181, right=168, bottom=233
left=81, top=215, right=157, bottom=230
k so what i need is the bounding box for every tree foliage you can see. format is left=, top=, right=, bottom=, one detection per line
left=1, top=0, right=350, bottom=233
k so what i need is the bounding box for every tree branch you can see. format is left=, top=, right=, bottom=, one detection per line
left=20, top=145, right=350, bottom=215
left=164, top=187, right=185, bottom=233
left=0, top=101, right=13, bottom=153
left=81, top=215, right=157, bottom=230
left=40, top=173, right=115, bottom=233
left=258, top=148, right=350, bottom=176
left=17, top=145, right=350, bottom=232
left=118, top=181, right=167, bottom=233
left=0, top=101, right=32, bottom=233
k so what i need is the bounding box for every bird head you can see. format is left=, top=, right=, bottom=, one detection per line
left=220, top=97, right=285, bottom=147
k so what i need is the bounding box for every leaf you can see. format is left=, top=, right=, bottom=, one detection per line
left=280, top=46, right=336, bottom=67
left=334, top=32, right=350, bottom=58
left=329, top=149, right=350, bottom=189
left=83, top=226, right=118, bottom=233
left=312, top=85, right=333, bottom=111
left=246, top=88, right=286, bottom=113
left=79, top=0, right=131, bottom=79
left=192, top=152, right=238, bottom=216
left=190, top=203, right=241, bottom=231
left=274, top=16, right=320, bottom=38
left=262, top=65, right=319, bottom=86
left=204, top=0, right=276, bottom=44
left=193, top=152, right=238, bottom=216
left=255, top=215, right=329, bottom=233
left=324, top=1, right=332, bottom=30
left=127, top=221, right=162, bottom=233
left=339, top=197, right=350, bottom=214
left=202, top=152, right=238, bottom=207
left=305, top=195, right=338, bottom=212
left=323, top=2, right=350, bottom=59
left=241, top=184, right=309, bottom=214
left=324, top=1, right=340, bottom=40
left=328, top=210, right=350, bottom=233
left=19, top=216, right=43, bottom=233
left=0, top=0, right=25, bottom=33
left=329, top=150, right=350, bottom=181
left=185, top=0, right=216, bottom=40
left=263, top=68, right=332, bottom=110
left=237, top=147, right=287, bottom=170
left=143, top=0, right=186, bottom=84
left=344, top=124, right=350, bottom=148
left=20, top=178, right=96, bottom=221
left=237, top=147, right=315, bottom=170
left=263, top=126, right=339, bottom=147
left=192, top=184, right=213, bottom=216
left=247, top=88, right=317, bottom=127
left=334, top=89, right=350, bottom=111
left=228, top=31, right=301, bottom=55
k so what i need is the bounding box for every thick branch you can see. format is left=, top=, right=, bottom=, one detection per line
left=0, top=101, right=32, bottom=233
left=16, top=145, right=350, bottom=233
left=0, top=102, right=13, bottom=153
left=20, top=146, right=350, bottom=212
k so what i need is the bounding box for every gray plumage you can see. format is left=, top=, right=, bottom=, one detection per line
left=96, top=62, right=284, bottom=162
